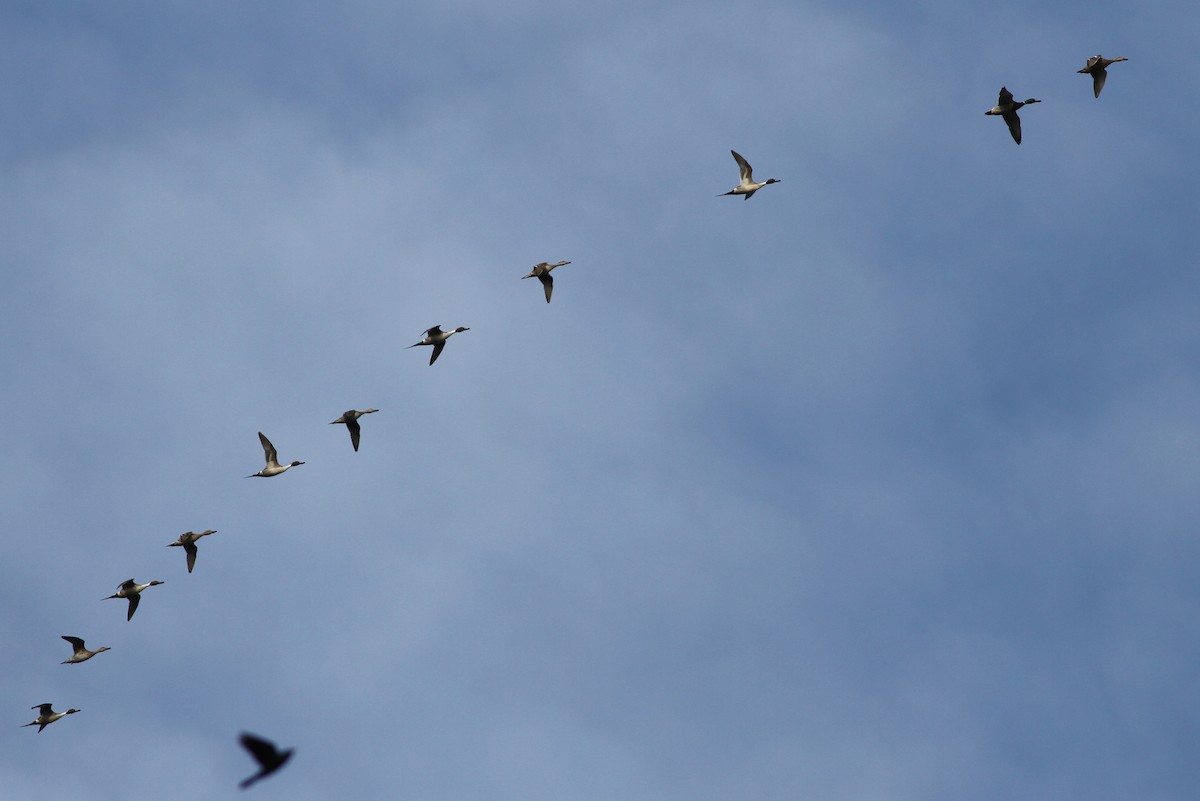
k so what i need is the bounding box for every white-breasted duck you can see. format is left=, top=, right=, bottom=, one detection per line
left=104, top=578, right=165, bottom=621
left=248, top=432, right=304, bottom=477
left=985, top=87, right=1041, bottom=145
left=408, top=325, right=469, bottom=366
left=167, top=530, right=217, bottom=573
left=22, top=703, right=80, bottom=732
left=720, top=150, right=780, bottom=200
left=330, top=409, right=378, bottom=452
left=61, top=636, right=110, bottom=664
left=522, top=261, right=571, bottom=303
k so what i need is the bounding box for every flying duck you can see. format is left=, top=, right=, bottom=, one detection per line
left=61, top=636, right=110, bottom=664
left=22, top=703, right=80, bottom=732
left=104, top=578, right=165, bottom=621
left=248, top=432, right=304, bottom=477
left=985, top=87, right=1041, bottom=144
left=720, top=150, right=780, bottom=199
left=522, top=261, right=572, bottom=303
left=167, top=529, right=217, bottom=573
left=1078, top=55, right=1128, bottom=98
left=408, top=325, right=469, bottom=366
left=330, top=409, right=378, bottom=452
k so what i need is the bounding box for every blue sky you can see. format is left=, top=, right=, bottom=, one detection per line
left=3, top=2, right=1199, bottom=799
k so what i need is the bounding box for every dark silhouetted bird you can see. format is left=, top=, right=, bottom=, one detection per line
left=239, top=732, right=294, bottom=789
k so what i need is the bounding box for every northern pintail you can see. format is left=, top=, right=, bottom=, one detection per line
left=985, top=87, right=1041, bottom=144
left=167, top=530, right=217, bottom=573
left=522, top=261, right=571, bottom=303
left=61, top=636, right=110, bottom=664
left=104, top=578, right=165, bottom=621
left=239, top=732, right=294, bottom=788
left=408, top=325, right=469, bottom=365
left=22, top=703, right=80, bottom=732
left=248, top=432, right=304, bottom=477
left=1078, top=55, right=1128, bottom=98
left=720, top=150, right=780, bottom=200
left=330, top=409, right=378, bottom=452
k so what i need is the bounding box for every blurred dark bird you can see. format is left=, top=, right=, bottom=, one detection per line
left=239, top=732, right=294, bottom=789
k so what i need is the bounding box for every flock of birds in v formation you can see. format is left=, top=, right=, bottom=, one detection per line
left=20, top=52, right=1128, bottom=789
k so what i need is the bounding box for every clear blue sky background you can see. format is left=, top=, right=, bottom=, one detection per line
left=3, top=2, right=1198, bottom=799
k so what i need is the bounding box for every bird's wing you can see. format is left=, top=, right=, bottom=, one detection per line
left=126, top=594, right=141, bottom=621
left=240, top=733, right=279, bottom=766
left=62, top=636, right=85, bottom=651
left=347, top=418, right=362, bottom=451
left=239, top=772, right=265, bottom=789
left=997, top=86, right=1014, bottom=106
left=1092, top=68, right=1107, bottom=97
left=1004, top=110, right=1022, bottom=144
left=539, top=273, right=554, bottom=303
left=731, top=150, right=753, bottom=183
left=258, top=432, right=278, bottom=463
left=429, top=341, right=445, bottom=365
left=184, top=541, right=198, bottom=573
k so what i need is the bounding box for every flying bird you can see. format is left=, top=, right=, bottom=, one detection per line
left=167, top=529, right=217, bottom=573
left=1077, top=54, right=1128, bottom=98
left=330, top=409, right=379, bottom=452
left=239, top=732, right=294, bottom=789
left=22, top=703, right=80, bottom=732
left=720, top=150, right=780, bottom=199
left=408, top=325, right=470, bottom=366
left=60, top=636, right=110, bottom=664
left=522, top=261, right=572, bottom=303
left=247, top=432, right=304, bottom=477
left=985, top=86, right=1041, bottom=144
left=104, top=578, right=165, bottom=621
